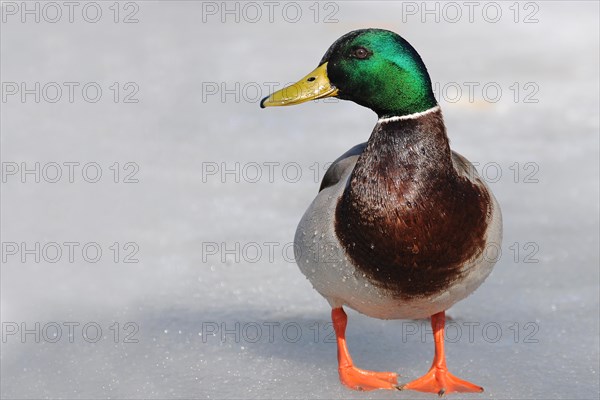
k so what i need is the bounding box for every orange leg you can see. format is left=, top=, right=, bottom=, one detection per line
left=400, top=311, right=484, bottom=396
left=331, top=307, right=398, bottom=391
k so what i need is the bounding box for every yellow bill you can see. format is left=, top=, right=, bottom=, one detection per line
left=260, top=62, right=338, bottom=108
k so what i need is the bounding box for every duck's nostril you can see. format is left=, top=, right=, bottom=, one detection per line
left=307, top=77, right=316, bottom=82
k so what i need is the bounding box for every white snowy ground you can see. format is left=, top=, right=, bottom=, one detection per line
left=1, top=1, right=598, bottom=399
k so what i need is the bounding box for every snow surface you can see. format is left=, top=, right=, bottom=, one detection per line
left=1, top=1, right=599, bottom=399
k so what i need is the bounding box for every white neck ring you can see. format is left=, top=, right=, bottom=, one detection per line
left=377, top=105, right=441, bottom=124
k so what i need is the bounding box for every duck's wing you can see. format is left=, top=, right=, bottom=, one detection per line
left=319, top=143, right=367, bottom=192
left=451, top=150, right=481, bottom=183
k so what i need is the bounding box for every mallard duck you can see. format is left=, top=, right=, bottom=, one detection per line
left=260, top=29, right=502, bottom=395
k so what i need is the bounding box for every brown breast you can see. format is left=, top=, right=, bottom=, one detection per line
left=334, top=110, right=491, bottom=300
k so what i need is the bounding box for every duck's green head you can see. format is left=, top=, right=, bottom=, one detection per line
left=261, top=29, right=437, bottom=118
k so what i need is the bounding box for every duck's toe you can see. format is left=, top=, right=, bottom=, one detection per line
left=399, top=367, right=483, bottom=396
left=338, top=365, right=398, bottom=391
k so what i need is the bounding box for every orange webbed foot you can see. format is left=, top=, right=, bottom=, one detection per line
left=338, top=365, right=398, bottom=391
left=399, top=366, right=483, bottom=396
left=331, top=308, right=398, bottom=391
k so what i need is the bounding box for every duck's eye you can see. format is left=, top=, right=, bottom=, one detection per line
left=352, top=47, right=370, bottom=59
